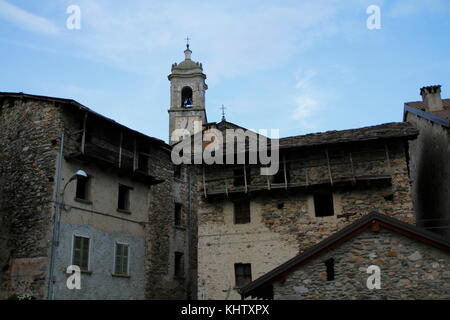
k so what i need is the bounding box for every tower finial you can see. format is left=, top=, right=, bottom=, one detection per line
left=220, top=104, right=226, bottom=121
left=184, top=36, right=192, bottom=60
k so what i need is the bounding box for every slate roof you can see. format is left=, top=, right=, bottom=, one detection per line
left=0, top=92, right=169, bottom=150
left=278, top=122, right=418, bottom=149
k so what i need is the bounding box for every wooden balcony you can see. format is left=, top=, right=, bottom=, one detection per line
left=201, top=146, right=393, bottom=200
left=65, top=131, right=163, bottom=186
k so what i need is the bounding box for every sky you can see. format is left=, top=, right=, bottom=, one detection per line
left=0, top=0, right=449, bottom=142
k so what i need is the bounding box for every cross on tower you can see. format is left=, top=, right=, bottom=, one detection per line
left=185, top=36, right=191, bottom=49
left=220, top=104, right=226, bottom=121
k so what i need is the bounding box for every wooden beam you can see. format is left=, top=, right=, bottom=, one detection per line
left=283, top=153, right=288, bottom=190
left=385, top=143, right=392, bottom=174
left=325, top=149, right=333, bottom=185
left=118, top=131, right=123, bottom=168
left=349, top=152, right=355, bottom=183
left=266, top=173, right=271, bottom=191
left=243, top=166, right=248, bottom=193
left=133, top=137, right=137, bottom=171
left=305, top=168, right=309, bottom=186
left=81, top=112, right=88, bottom=154
left=225, top=178, right=229, bottom=197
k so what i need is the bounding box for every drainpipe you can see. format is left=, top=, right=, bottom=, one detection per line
left=47, top=132, right=64, bottom=300
left=186, top=168, right=192, bottom=299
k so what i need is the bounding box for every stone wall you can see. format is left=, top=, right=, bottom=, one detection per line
left=406, top=113, right=450, bottom=239
left=146, top=150, right=197, bottom=299
left=274, top=227, right=450, bottom=299
left=196, top=138, right=415, bottom=299
left=0, top=96, right=63, bottom=299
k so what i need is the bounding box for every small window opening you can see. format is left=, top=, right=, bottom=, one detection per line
left=118, top=185, right=131, bottom=211
left=235, top=263, right=252, bottom=287
left=234, top=200, right=251, bottom=224
left=314, top=189, right=334, bottom=217
left=181, top=87, right=193, bottom=108
left=75, top=176, right=89, bottom=200
left=174, top=252, right=184, bottom=278
left=174, top=203, right=182, bottom=226
left=325, top=258, right=335, bottom=281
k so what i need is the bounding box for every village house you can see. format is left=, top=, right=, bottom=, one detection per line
left=240, top=213, right=450, bottom=300
left=0, top=92, right=196, bottom=299
left=403, top=85, right=450, bottom=239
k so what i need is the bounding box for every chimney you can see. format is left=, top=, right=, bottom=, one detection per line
left=420, top=85, right=443, bottom=111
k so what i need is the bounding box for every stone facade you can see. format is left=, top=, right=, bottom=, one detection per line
left=405, top=108, right=450, bottom=239
left=0, top=93, right=196, bottom=299
left=274, top=227, right=450, bottom=300
left=0, top=96, right=61, bottom=299
left=196, top=127, right=416, bottom=300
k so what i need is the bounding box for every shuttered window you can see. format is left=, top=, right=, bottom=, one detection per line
left=73, top=236, right=90, bottom=271
left=115, top=243, right=129, bottom=275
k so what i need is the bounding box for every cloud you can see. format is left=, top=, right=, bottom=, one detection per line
left=387, top=0, right=449, bottom=18
left=0, top=0, right=58, bottom=35
left=291, top=69, right=328, bottom=130
left=54, top=0, right=341, bottom=79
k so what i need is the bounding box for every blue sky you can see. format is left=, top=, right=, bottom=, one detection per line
left=0, top=0, right=449, bottom=142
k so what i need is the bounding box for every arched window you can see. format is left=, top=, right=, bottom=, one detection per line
left=181, top=87, right=193, bottom=108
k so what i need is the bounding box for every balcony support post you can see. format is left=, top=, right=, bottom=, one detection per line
left=118, top=131, right=123, bottom=168
left=81, top=112, right=88, bottom=154
left=283, top=153, right=288, bottom=190
left=325, top=149, right=333, bottom=186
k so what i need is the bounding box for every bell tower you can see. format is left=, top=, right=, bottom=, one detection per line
left=168, top=43, right=208, bottom=144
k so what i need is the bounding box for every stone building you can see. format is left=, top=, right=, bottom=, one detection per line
left=240, top=213, right=450, bottom=300
left=404, top=85, right=450, bottom=239
left=193, top=120, right=418, bottom=299
left=0, top=92, right=195, bottom=299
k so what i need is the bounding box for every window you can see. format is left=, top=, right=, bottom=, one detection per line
left=174, top=203, right=182, bottom=226
left=181, top=87, right=193, bottom=108
left=235, top=263, right=252, bottom=287
left=325, top=258, right=335, bottom=281
left=272, top=164, right=290, bottom=184
left=174, top=252, right=184, bottom=278
left=75, top=176, right=89, bottom=200
left=314, top=189, right=334, bottom=217
left=234, top=200, right=250, bottom=224
left=137, top=153, right=148, bottom=173
left=118, top=185, right=132, bottom=211
left=72, top=235, right=90, bottom=271
left=233, top=167, right=251, bottom=186
left=114, top=243, right=129, bottom=276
